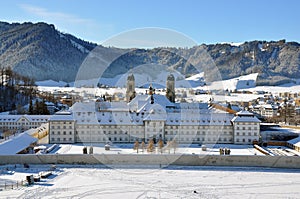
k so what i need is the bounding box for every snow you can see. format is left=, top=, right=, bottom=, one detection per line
left=208, top=73, right=258, bottom=91
left=1, top=164, right=300, bottom=198
left=221, top=42, right=243, bottom=46
left=36, top=80, right=68, bottom=87
left=51, top=143, right=262, bottom=156
left=244, top=83, right=300, bottom=95
left=70, top=39, right=90, bottom=53
left=0, top=133, right=37, bottom=155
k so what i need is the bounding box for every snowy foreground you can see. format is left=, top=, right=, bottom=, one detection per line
left=1, top=165, right=300, bottom=198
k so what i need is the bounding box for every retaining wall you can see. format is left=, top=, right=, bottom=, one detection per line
left=1, top=154, right=300, bottom=169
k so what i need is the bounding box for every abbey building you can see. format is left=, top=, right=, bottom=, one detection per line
left=49, top=74, right=261, bottom=145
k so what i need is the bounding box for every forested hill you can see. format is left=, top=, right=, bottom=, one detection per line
left=0, top=21, right=299, bottom=85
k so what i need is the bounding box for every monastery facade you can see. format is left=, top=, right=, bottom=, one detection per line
left=49, top=74, right=261, bottom=145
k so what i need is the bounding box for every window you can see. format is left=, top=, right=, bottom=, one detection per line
left=63, top=131, right=66, bottom=135
left=69, top=138, right=72, bottom=141
left=51, top=138, right=55, bottom=141
left=248, top=139, right=252, bottom=143
left=63, top=138, right=66, bottom=141
left=57, top=138, right=60, bottom=141
left=237, top=132, right=239, bottom=136
left=242, top=138, right=245, bottom=142
left=248, top=132, right=251, bottom=136
left=69, top=131, right=72, bottom=135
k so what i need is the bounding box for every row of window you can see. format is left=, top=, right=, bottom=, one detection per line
left=236, top=126, right=258, bottom=130
left=236, top=138, right=253, bottom=143
left=165, top=131, right=233, bottom=135
left=51, top=121, right=73, bottom=124
left=237, top=122, right=256, bottom=125
left=73, top=136, right=234, bottom=143
left=51, top=131, right=73, bottom=135
left=51, top=126, right=73, bottom=129
left=236, top=132, right=258, bottom=136
left=165, top=136, right=233, bottom=142
left=51, top=137, right=72, bottom=142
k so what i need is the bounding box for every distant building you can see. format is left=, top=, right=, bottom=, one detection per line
left=0, top=115, right=50, bottom=133
left=249, top=104, right=278, bottom=118
left=48, top=74, right=261, bottom=145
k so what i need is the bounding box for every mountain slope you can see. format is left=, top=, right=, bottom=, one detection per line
left=0, top=21, right=300, bottom=85
left=0, top=21, right=97, bottom=82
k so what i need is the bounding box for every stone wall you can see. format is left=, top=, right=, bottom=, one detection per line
left=1, top=154, right=300, bottom=169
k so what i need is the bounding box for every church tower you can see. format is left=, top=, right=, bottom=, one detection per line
left=126, top=73, right=136, bottom=102
left=166, top=74, right=175, bottom=102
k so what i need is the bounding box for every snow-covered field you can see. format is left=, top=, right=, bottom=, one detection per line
left=36, top=72, right=300, bottom=104
left=53, top=143, right=264, bottom=156
left=1, top=165, right=300, bottom=198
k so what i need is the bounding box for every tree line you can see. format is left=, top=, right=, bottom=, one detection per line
left=0, top=67, right=50, bottom=114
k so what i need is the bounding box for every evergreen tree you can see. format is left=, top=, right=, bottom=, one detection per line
left=29, top=99, right=33, bottom=114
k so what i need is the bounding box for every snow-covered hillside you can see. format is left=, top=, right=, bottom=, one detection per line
left=208, top=73, right=258, bottom=91
left=37, top=72, right=258, bottom=90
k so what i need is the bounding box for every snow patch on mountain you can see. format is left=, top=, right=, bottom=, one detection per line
left=208, top=73, right=258, bottom=91
left=70, top=40, right=90, bottom=53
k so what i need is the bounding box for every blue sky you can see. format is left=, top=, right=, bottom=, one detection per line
left=1, top=0, right=299, bottom=47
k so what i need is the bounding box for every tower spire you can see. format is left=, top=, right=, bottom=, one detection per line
left=166, top=73, right=175, bottom=103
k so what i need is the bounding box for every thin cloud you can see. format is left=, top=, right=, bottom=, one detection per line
left=18, top=4, right=114, bottom=43
left=19, top=4, right=91, bottom=24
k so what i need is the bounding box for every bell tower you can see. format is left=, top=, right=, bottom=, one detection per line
left=126, top=73, right=136, bottom=102
left=166, top=74, right=175, bottom=103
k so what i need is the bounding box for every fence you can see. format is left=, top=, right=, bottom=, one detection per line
left=0, top=180, right=25, bottom=191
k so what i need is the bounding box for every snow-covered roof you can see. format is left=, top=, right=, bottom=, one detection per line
left=250, top=104, right=278, bottom=110
left=166, top=112, right=232, bottom=126
left=71, top=101, right=97, bottom=112
left=129, top=94, right=175, bottom=112
left=0, top=115, right=50, bottom=123
left=48, top=114, right=75, bottom=121
left=231, top=111, right=261, bottom=123
left=287, top=136, right=300, bottom=147
left=0, top=132, right=37, bottom=155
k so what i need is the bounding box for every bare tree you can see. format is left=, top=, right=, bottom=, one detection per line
left=133, top=140, right=139, bottom=153
left=158, top=139, right=164, bottom=154
left=141, top=141, right=145, bottom=153
left=147, top=139, right=154, bottom=153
